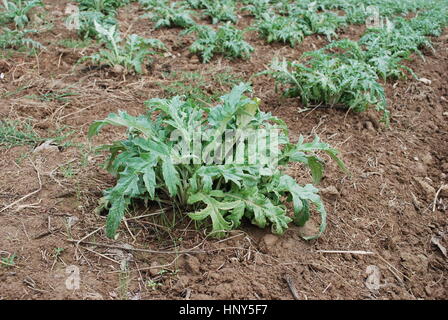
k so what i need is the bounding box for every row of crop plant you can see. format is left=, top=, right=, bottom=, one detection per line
left=66, top=0, right=443, bottom=69
left=262, top=4, right=448, bottom=124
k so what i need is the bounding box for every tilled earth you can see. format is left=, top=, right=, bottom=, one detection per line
left=0, top=0, right=447, bottom=300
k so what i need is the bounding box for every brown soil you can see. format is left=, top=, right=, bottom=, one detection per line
left=0, top=1, right=447, bottom=300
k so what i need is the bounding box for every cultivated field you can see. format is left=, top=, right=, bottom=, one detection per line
left=0, top=0, right=447, bottom=300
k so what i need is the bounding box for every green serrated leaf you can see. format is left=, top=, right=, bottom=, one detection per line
left=187, top=192, right=239, bottom=237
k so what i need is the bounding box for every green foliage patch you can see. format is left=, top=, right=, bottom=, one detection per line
left=81, top=21, right=166, bottom=74
left=182, top=23, right=253, bottom=63
left=89, top=84, right=345, bottom=239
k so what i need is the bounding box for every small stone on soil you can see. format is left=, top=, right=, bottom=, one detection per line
left=183, top=255, right=201, bottom=275
left=439, top=185, right=448, bottom=198
left=321, top=185, right=340, bottom=200
left=414, top=177, right=436, bottom=200
left=364, top=121, right=375, bottom=131
left=262, top=234, right=279, bottom=247
left=421, top=152, right=433, bottom=165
